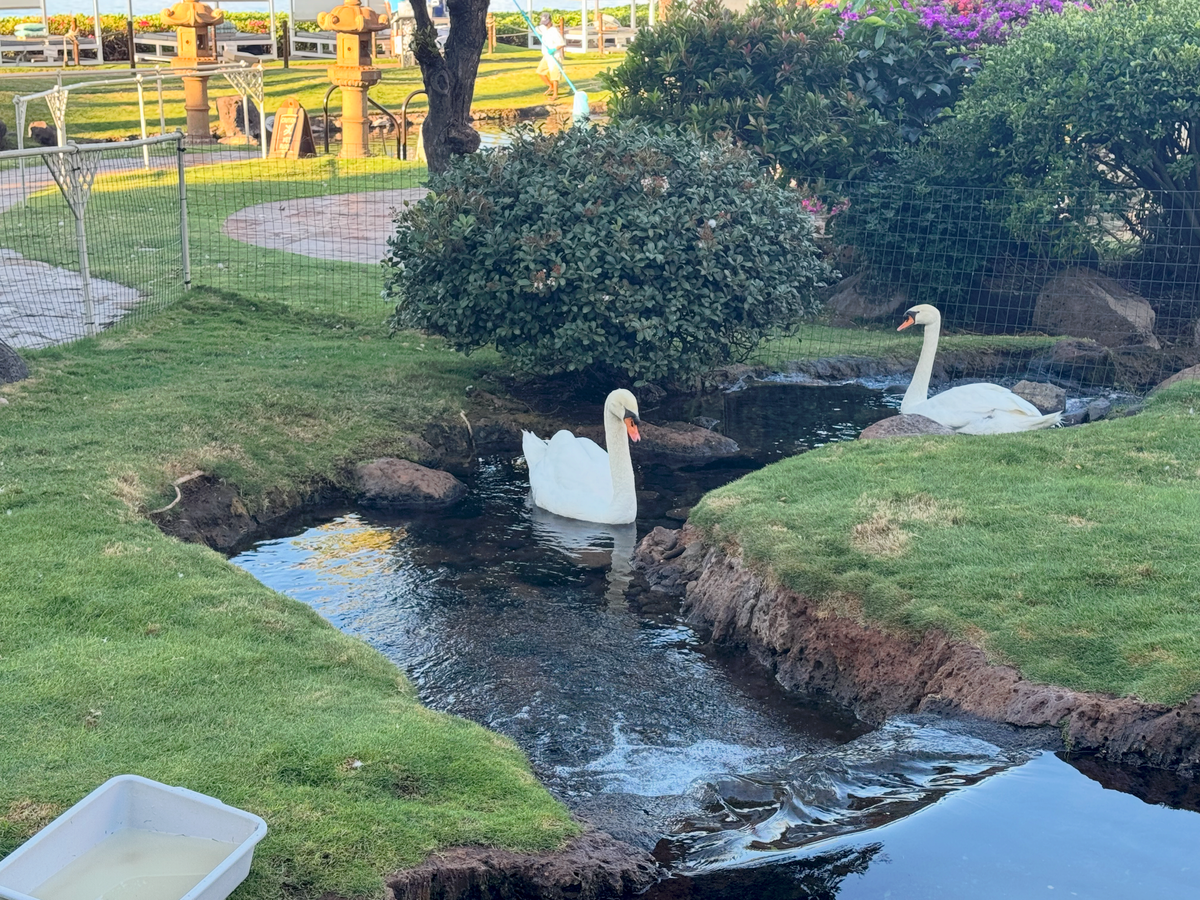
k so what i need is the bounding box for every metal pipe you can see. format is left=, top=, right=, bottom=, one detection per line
left=156, top=69, right=166, bottom=134
left=400, top=88, right=425, bottom=161
left=0, top=131, right=186, bottom=161
left=136, top=73, right=150, bottom=168
left=321, top=83, right=337, bottom=156
left=242, top=92, right=251, bottom=153
left=76, top=212, right=95, bottom=336
left=176, top=140, right=191, bottom=291
left=366, top=95, right=400, bottom=158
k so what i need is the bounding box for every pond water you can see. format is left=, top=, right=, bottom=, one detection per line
left=231, top=382, right=1200, bottom=897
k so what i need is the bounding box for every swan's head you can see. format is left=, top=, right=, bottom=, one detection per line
left=898, top=304, right=942, bottom=331
left=605, top=388, right=641, bottom=442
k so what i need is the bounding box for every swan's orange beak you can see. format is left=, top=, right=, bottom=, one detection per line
left=625, top=417, right=641, bottom=442
left=898, top=315, right=915, bottom=331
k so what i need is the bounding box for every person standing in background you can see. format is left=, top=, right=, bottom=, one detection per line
left=535, top=11, right=566, bottom=101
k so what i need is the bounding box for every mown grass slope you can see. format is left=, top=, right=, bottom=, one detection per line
left=0, top=291, right=575, bottom=899
left=690, top=383, right=1200, bottom=706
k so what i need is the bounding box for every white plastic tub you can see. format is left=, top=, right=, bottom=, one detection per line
left=0, top=775, right=267, bottom=900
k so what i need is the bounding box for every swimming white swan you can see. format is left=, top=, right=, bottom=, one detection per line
left=898, top=304, right=1062, bottom=434
left=521, top=389, right=641, bottom=524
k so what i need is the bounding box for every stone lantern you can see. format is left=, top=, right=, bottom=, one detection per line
left=161, top=0, right=224, bottom=143
left=318, top=0, right=389, bottom=158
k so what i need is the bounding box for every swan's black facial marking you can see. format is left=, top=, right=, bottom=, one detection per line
left=623, top=407, right=641, bottom=424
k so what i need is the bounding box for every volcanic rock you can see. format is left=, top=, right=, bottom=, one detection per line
left=0, top=340, right=28, bottom=383
left=1152, top=363, right=1200, bottom=394
left=1033, top=267, right=1160, bottom=348
left=826, top=271, right=910, bottom=326
left=858, top=414, right=954, bottom=440
left=1012, top=380, right=1066, bottom=414
left=636, top=421, right=740, bottom=461
left=354, top=457, right=466, bottom=509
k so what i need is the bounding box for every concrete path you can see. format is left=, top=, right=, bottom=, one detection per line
left=0, top=150, right=251, bottom=348
left=221, top=188, right=430, bottom=264
left=0, top=148, right=257, bottom=214
left=0, top=248, right=142, bottom=349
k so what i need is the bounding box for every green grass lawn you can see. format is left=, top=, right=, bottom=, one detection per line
left=0, top=291, right=577, bottom=899
left=0, top=45, right=617, bottom=146
left=690, top=381, right=1200, bottom=706
left=5, top=155, right=424, bottom=319
left=751, top=322, right=1063, bottom=367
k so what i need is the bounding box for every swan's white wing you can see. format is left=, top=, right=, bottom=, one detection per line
left=524, top=429, right=613, bottom=519
left=910, top=384, right=1059, bottom=433
left=522, top=430, right=549, bottom=471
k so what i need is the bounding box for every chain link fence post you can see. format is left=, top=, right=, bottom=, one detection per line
left=177, top=141, right=192, bottom=292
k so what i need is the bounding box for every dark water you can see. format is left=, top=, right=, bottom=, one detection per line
left=232, top=383, right=1200, bottom=897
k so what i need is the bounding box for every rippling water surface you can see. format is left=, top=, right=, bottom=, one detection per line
left=232, top=383, right=1200, bottom=897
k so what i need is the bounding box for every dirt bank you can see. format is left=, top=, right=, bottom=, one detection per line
left=388, top=830, right=659, bottom=900
left=634, top=524, right=1200, bottom=777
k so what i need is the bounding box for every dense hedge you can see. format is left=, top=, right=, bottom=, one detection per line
left=603, top=0, right=975, bottom=182
left=385, top=125, right=830, bottom=384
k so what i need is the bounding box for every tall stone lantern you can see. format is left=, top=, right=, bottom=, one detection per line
left=161, top=0, right=224, bottom=143
left=319, top=0, right=389, bottom=158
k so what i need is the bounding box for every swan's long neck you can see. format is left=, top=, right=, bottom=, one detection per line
left=604, top=413, right=637, bottom=519
left=902, top=315, right=941, bottom=412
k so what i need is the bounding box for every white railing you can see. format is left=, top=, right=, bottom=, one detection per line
left=10, top=61, right=266, bottom=195
left=0, top=133, right=189, bottom=345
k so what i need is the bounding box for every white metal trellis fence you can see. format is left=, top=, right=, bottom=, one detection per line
left=10, top=62, right=266, bottom=203
left=0, top=132, right=190, bottom=350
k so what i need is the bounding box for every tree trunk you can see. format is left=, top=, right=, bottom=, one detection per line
left=0, top=339, right=28, bottom=384
left=410, top=0, right=488, bottom=174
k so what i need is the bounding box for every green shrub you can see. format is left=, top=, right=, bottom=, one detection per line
left=384, top=125, right=831, bottom=384
left=944, top=0, right=1200, bottom=291
left=603, top=0, right=974, bottom=182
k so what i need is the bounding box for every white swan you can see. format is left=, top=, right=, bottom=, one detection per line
left=898, top=304, right=1061, bottom=434
left=521, top=389, right=641, bottom=524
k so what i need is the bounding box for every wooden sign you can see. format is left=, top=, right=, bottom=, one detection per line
left=269, top=98, right=317, bottom=159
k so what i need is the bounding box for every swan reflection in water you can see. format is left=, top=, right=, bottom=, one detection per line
left=526, top=502, right=637, bottom=607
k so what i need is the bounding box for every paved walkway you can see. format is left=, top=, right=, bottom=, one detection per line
left=221, top=188, right=430, bottom=264
left=0, top=148, right=257, bottom=214
left=0, top=248, right=142, bottom=349
left=0, top=150, right=257, bottom=349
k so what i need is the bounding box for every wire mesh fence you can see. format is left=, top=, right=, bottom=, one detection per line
left=745, top=178, right=1200, bottom=394
left=0, top=133, right=186, bottom=350
left=3, top=124, right=1199, bottom=398
left=184, top=154, right=422, bottom=319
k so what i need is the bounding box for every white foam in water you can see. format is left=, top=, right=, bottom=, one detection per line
left=562, top=724, right=783, bottom=797
left=30, top=828, right=238, bottom=900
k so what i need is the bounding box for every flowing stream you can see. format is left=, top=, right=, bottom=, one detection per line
left=232, top=383, right=1200, bottom=897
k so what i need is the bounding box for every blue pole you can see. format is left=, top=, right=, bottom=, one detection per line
left=518, top=5, right=590, bottom=122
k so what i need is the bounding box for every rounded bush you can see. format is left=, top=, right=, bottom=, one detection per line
left=384, top=125, right=831, bottom=384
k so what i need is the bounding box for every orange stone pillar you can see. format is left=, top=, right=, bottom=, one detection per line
left=319, top=0, right=389, bottom=159
left=162, top=0, right=223, bottom=143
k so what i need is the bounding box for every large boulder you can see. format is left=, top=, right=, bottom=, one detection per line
left=1011, top=380, right=1066, bottom=414
left=1152, top=363, right=1200, bottom=394
left=825, top=271, right=910, bottom=326
left=354, top=457, right=466, bottom=509
left=1032, top=267, right=1160, bottom=349
left=576, top=420, right=741, bottom=462
left=858, top=414, right=954, bottom=439
left=27, top=120, right=56, bottom=147
left=1030, top=339, right=1117, bottom=388
left=0, top=340, right=28, bottom=383
left=215, top=95, right=263, bottom=140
